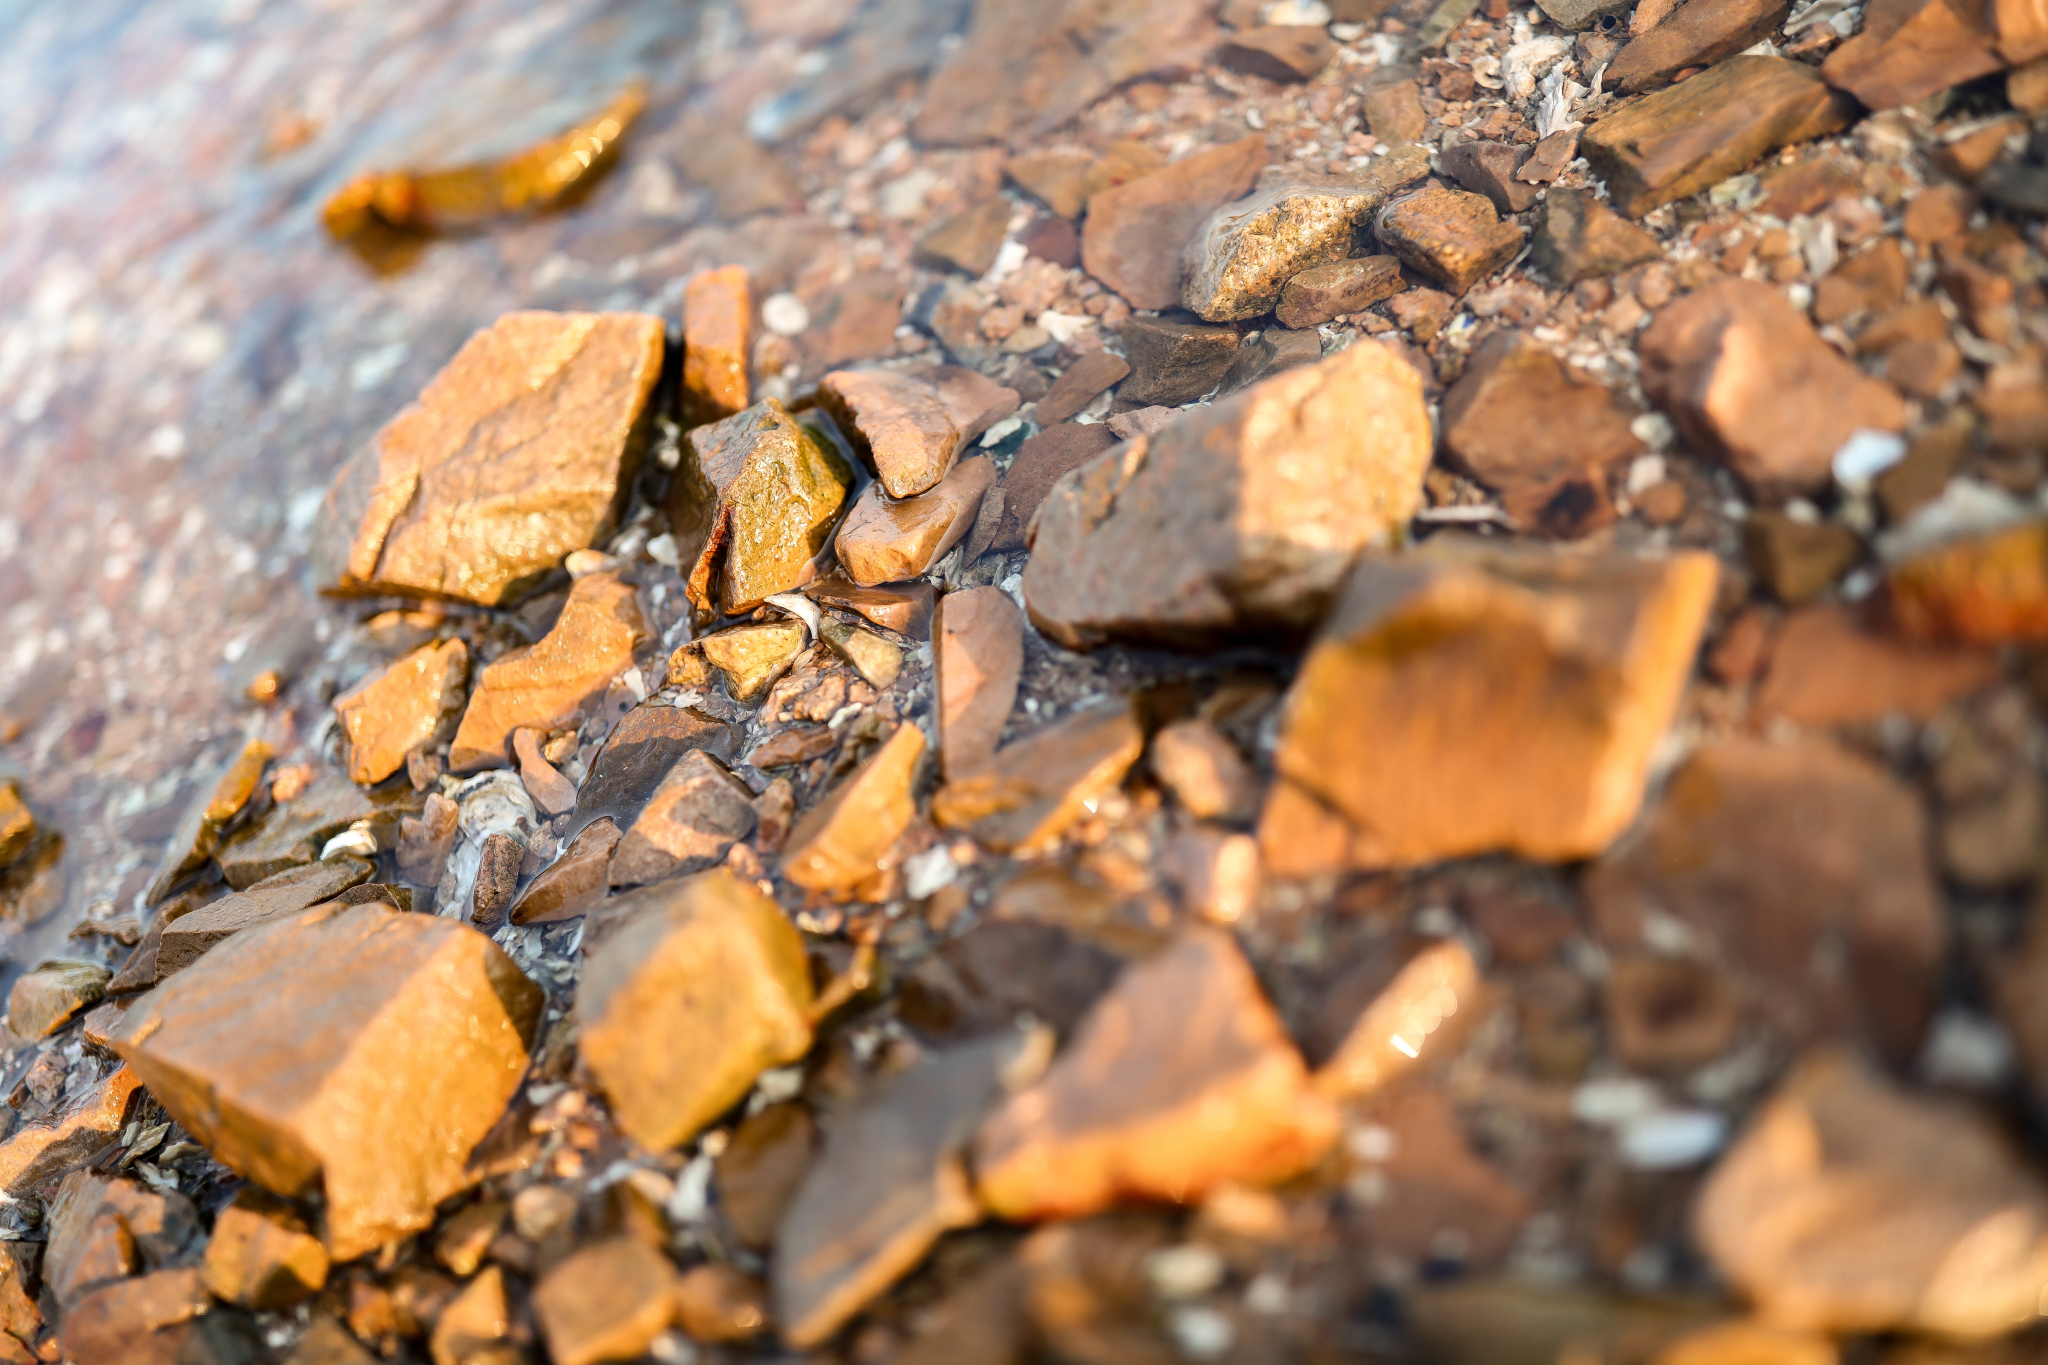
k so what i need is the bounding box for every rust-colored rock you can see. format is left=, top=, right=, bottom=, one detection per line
left=817, top=369, right=963, bottom=500
left=512, top=726, right=576, bottom=817
left=6, top=959, right=108, bottom=1040
left=1530, top=187, right=1667, bottom=285
left=697, top=621, right=806, bottom=703
left=0, top=781, right=29, bottom=873
left=1364, top=76, right=1429, bottom=145
left=0, top=1066, right=142, bottom=1199
left=1024, top=341, right=1431, bottom=648
left=1111, top=312, right=1243, bottom=411
left=807, top=575, right=936, bottom=638
left=933, top=701, right=1143, bottom=855
left=1220, top=24, right=1335, bottom=81
left=215, top=770, right=417, bottom=890
left=157, top=857, right=373, bottom=980
left=1605, top=955, right=1743, bottom=1072
left=834, top=455, right=994, bottom=585
left=396, top=791, right=459, bottom=891
left=1150, top=719, right=1257, bottom=824
left=1609, top=0, right=1789, bottom=92
left=608, top=750, right=757, bottom=888
left=143, top=738, right=271, bottom=904
left=333, top=639, right=468, bottom=786
left=203, top=1187, right=329, bottom=1310
left=1008, top=141, right=1165, bottom=220
left=675, top=1264, right=770, bottom=1342
left=683, top=265, right=754, bottom=427
left=1264, top=537, right=1716, bottom=870
left=1640, top=279, right=1907, bottom=499
left=448, top=571, right=647, bottom=771
left=1443, top=141, right=1540, bottom=215
left=1308, top=937, right=1483, bottom=1099
left=1887, top=521, right=2048, bottom=645
left=510, top=817, right=620, bottom=924
left=974, top=929, right=1339, bottom=1220
left=1814, top=239, right=1910, bottom=324
left=917, top=197, right=1012, bottom=277
left=107, top=904, right=542, bottom=1260
left=971, top=425, right=1118, bottom=558
left=58, top=1267, right=212, bottom=1365
left=782, top=723, right=924, bottom=898
left=577, top=869, right=813, bottom=1149
left=46, top=1169, right=197, bottom=1308
left=1822, top=0, right=2006, bottom=110
left=936, top=587, right=1023, bottom=780
left=315, top=311, right=664, bottom=606
left=1276, top=255, right=1405, bottom=330
left=430, top=1264, right=510, bottom=1365
left=1374, top=186, right=1524, bottom=296
left=1036, top=352, right=1130, bottom=426
left=533, top=1238, right=678, bottom=1365
left=1082, top=136, right=1270, bottom=312
left=1752, top=605, right=2000, bottom=727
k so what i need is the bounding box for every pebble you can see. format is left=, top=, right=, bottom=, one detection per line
left=1374, top=185, right=1526, bottom=296
left=1821, top=0, right=2007, bottom=109
left=682, top=265, right=755, bottom=426
left=607, top=750, right=758, bottom=888
left=1529, top=187, right=1667, bottom=285
left=833, top=455, right=994, bottom=585
left=1887, top=520, right=2048, bottom=644
left=1275, top=255, right=1406, bottom=330
left=142, top=738, right=271, bottom=905
left=817, top=368, right=963, bottom=499
left=696, top=621, right=808, bottom=703
left=1608, top=0, right=1790, bottom=92
left=201, top=1187, right=329, bottom=1310
left=534, top=1238, right=678, bottom=1365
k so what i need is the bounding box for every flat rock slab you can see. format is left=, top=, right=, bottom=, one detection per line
left=108, top=904, right=541, bottom=1260
left=936, top=586, right=1023, bottom=779
left=817, top=370, right=962, bottom=499
left=608, top=750, right=758, bottom=888
left=782, top=723, right=925, bottom=899
left=1608, top=0, right=1788, bottom=92
left=569, top=701, right=739, bottom=838
left=834, top=456, right=994, bottom=586
left=1035, top=351, right=1130, bottom=426
left=1821, top=0, right=2007, bottom=110
left=1276, top=255, right=1405, bottom=329
left=509, top=817, right=621, bottom=924
left=1219, top=24, right=1336, bottom=81
left=334, top=639, right=468, bottom=786
left=806, top=576, right=936, bottom=638
left=1752, top=604, right=2001, bottom=727
left=1007, top=140, right=1164, bottom=220
left=900, top=918, right=1125, bottom=1043
left=1024, top=341, right=1431, bottom=647
left=969, top=424, right=1119, bottom=558
left=683, top=265, right=754, bottom=427
left=931, top=701, right=1143, bottom=855
left=7, top=959, right=108, bottom=1040
left=697, top=622, right=807, bottom=703
left=314, top=311, right=664, bottom=607
left=143, top=739, right=271, bottom=905
left=1374, top=186, right=1524, bottom=295
left=0, top=780, right=31, bottom=871
left=1221, top=327, right=1325, bottom=392
left=1082, top=136, right=1269, bottom=311
left=917, top=196, right=1012, bottom=277
left=0, top=1067, right=142, bottom=1200
left=215, top=772, right=419, bottom=890
left=156, top=856, right=373, bottom=980
left=1112, top=312, right=1243, bottom=411
left=1443, top=141, right=1539, bottom=215
left=1529, top=188, right=1665, bottom=285
left=534, top=1237, right=679, bottom=1365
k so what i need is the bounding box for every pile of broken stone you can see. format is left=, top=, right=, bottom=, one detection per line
left=1, top=0, right=2048, bottom=1358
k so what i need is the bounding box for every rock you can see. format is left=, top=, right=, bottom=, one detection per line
left=157, top=857, right=374, bottom=980
left=1654, top=1322, right=1835, bottom=1365
left=215, top=771, right=416, bottom=891
left=750, top=727, right=837, bottom=770
left=1640, top=280, right=1907, bottom=499
left=1220, top=326, right=1325, bottom=392
left=570, top=699, right=740, bottom=836
left=47, top=1170, right=198, bottom=1308
left=1300, top=936, right=1483, bottom=1099
left=107, top=904, right=542, bottom=1259
left=203, top=1188, right=329, bottom=1311
left=918, top=197, right=1013, bottom=277
left=1009, top=141, right=1165, bottom=220
left=1753, top=605, right=2000, bottom=727
left=58, top=1267, right=212, bottom=1365
left=683, top=265, right=754, bottom=427
left=698, top=621, right=807, bottom=702
left=1106, top=405, right=1179, bottom=440
left=1813, top=239, right=1909, bottom=323
left=577, top=869, right=814, bottom=1149
left=1517, top=129, right=1580, bottom=184
left=1388, top=288, right=1455, bottom=342
left=1538, top=0, right=1634, bottom=26
left=1348, top=1090, right=1532, bottom=1271
left=775, top=1034, right=1025, bottom=1348
left=509, top=817, right=620, bottom=924
left=468, top=831, right=523, bottom=929
left=1605, top=955, right=1743, bottom=1072
left=1363, top=76, right=1429, bottom=145
left=1264, top=537, right=1716, bottom=870
left=1581, top=57, right=1857, bottom=217
left=533, top=1238, right=678, bottom=1365
left=511, top=727, right=575, bottom=817
left=933, top=701, right=1144, bottom=854
left=1698, top=1050, right=2048, bottom=1336
left=974, top=928, right=1338, bottom=1220
left=900, top=919, right=1125, bottom=1043
left=782, top=723, right=925, bottom=898
left=718, top=1103, right=818, bottom=1249
left=1037, top=352, right=1131, bottom=425
left=1743, top=512, right=1861, bottom=604
left=0, top=781, right=30, bottom=872
left=396, top=792, right=459, bottom=890
left=1586, top=738, right=1942, bottom=1061
left=1821, top=0, right=2006, bottom=110
left=143, top=738, right=271, bottom=904
left=315, top=312, right=665, bottom=606
left=287, top=1317, right=379, bottom=1365
left=1150, top=720, right=1257, bottom=824
left=674, top=1264, right=770, bottom=1342
left=937, top=587, right=1023, bottom=779
left=6, top=959, right=108, bottom=1040
left=608, top=750, right=758, bottom=888
left=1443, top=141, right=1540, bottom=214
left=819, top=617, right=902, bottom=689
left=1608, top=0, right=1790, bottom=93
left=0, top=1066, right=143, bottom=1199
left=1082, top=137, right=1270, bottom=312
left=833, top=455, right=995, bottom=585
left=806, top=576, right=937, bottom=637
left=1181, top=150, right=1432, bottom=321
left=803, top=271, right=907, bottom=374
left=1113, top=312, right=1244, bottom=410
left=433, top=1201, right=505, bottom=1278
left=668, top=400, right=856, bottom=618
left=448, top=571, right=647, bottom=771
left=429, top=1264, right=510, bottom=1365
left=918, top=364, right=1021, bottom=445
left=890, top=1259, right=1026, bottom=1365
left=917, top=0, right=1218, bottom=148
left=1027, top=341, right=1428, bottom=647
left=1374, top=186, right=1524, bottom=295
left=817, top=370, right=963, bottom=500
left=1888, top=522, right=2048, bottom=645
left=1275, top=255, right=1405, bottom=329
left=1532, top=189, right=1667, bottom=286
left=1220, top=24, right=1336, bottom=80
left=1439, top=330, right=1642, bottom=537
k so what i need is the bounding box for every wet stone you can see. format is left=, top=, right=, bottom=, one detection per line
left=1822, top=0, right=2006, bottom=110
left=782, top=722, right=925, bottom=899
left=203, top=1188, right=329, bottom=1311
left=806, top=576, right=936, bottom=638
left=47, top=1168, right=198, bottom=1308
left=749, top=726, right=837, bottom=770
left=1814, top=238, right=1909, bottom=322
left=6, top=959, right=107, bottom=1040
left=511, top=727, right=575, bottom=817
left=577, top=869, right=814, bottom=1150
left=315, top=311, right=665, bottom=607
left=1887, top=521, right=2048, bottom=645
left=468, top=831, right=523, bottom=929
left=917, top=364, right=1021, bottom=446
left=108, top=904, right=541, bottom=1259
left=817, top=369, right=963, bottom=500
left=216, top=771, right=416, bottom=890
left=698, top=621, right=808, bottom=703
left=1220, top=326, right=1325, bottom=392
left=333, top=639, right=468, bottom=786
left=1374, top=186, right=1525, bottom=296
left=1082, top=136, right=1270, bottom=312
left=937, top=586, right=1023, bottom=779
left=1608, top=0, right=1789, bottom=92
left=833, top=455, right=994, bottom=586
left=396, top=791, right=459, bottom=891
left=1443, top=141, right=1540, bottom=215
left=157, top=857, right=373, bottom=980
left=0, top=1066, right=142, bottom=1200
left=534, top=1238, right=678, bottom=1365
left=608, top=750, right=758, bottom=888
left=683, top=265, right=754, bottom=427
left=570, top=699, right=740, bottom=836
left=933, top=701, right=1144, bottom=855
left=1517, top=129, right=1580, bottom=184
left=1220, top=24, right=1336, bottom=81
left=1150, top=719, right=1258, bottom=824
left=1349, top=1090, right=1532, bottom=1272
left=1036, top=351, right=1130, bottom=426
left=900, top=919, right=1125, bottom=1043
left=675, top=1264, right=771, bottom=1342
left=1744, top=511, right=1861, bottom=605
left=144, top=738, right=271, bottom=905
left=510, top=819, right=620, bottom=926
left=285, top=1317, right=377, bottom=1365
left=917, top=196, right=1013, bottom=277
left=429, top=1263, right=510, bottom=1365
left=1275, top=255, right=1405, bottom=329
left=1538, top=0, right=1634, bottom=26
left=1307, top=937, right=1483, bottom=1099
left=717, top=1103, right=818, bottom=1250
left=1113, top=312, right=1244, bottom=412
left=820, top=616, right=902, bottom=690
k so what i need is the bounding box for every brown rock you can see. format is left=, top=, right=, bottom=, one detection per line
left=918, top=197, right=1013, bottom=277
left=1307, top=937, right=1483, bottom=1098
left=571, top=700, right=740, bottom=836
left=683, top=265, right=754, bottom=427
left=669, top=399, right=856, bottom=618
left=900, top=919, right=1125, bottom=1043
left=509, top=817, right=620, bottom=924
left=1586, top=738, right=1943, bottom=1061
left=782, top=722, right=924, bottom=898
left=216, top=770, right=417, bottom=890
left=698, top=621, right=807, bottom=702
left=1112, top=312, right=1244, bottom=411
left=674, top=1264, right=770, bottom=1342
left=1265, top=537, right=1716, bottom=870
left=1350, top=1090, right=1532, bottom=1271
left=1581, top=57, right=1857, bottom=217
left=143, top=738, right=271, bottom=904
left=774, top=1034, right=1025, bottom=1348
left=107, top=904, right=542, bottom=1259
left=433, top=1201, right=505, bottom=1278
left=1888, top=521, right=2048, bottom=645
left=918, top=364, right=1021, bottom=445
left=428, top=1264, right=510, bottom=1365
left=1517, top=129, right=1581, bottom=183
left=286, top=1316, right=378, bottom=1365
left=817, top=369, right=963, bottom=500
left=203, top=1188, right=329, bottom=1310
left=1375, top=186, right=1524, bottom=295
left=887, top=1260, right=1027, bottom=1365
left=448, top=571, right=647, bottom=771
left=395, top=793, right=458, bottom=894
left=1903, top=184, right=1976, bottom=245
left=47, top=1169, right=198, bottom=1307
left=0, top=1065, right=142, bottom=1199
left=1221, top=24, right=1335, bottom=80
left=1609, top=0, right=1790, bottom=92
left=1698, top=1051, right=2048, bottom=1336
left=1754, top=604, right=1998, bottom=726
left=1744, top=512, right=1862, bottom=604
left=1655, top=1322, right=1836, bottom=1365
left=806, top=575, right=936, bottom=637
left=1641, top=279, right=1906, bottom=500
left=1037, top=352, right=1130, bottom=426
left=1883, top=336, right=1964, bottom=399
left=1107, top=405, right=1180, bottom=440
left=718, top=1103, right=818, bottom=1248
left=0, top=781, right=30, bottom=873
left=577, top=869, right=814, bottom=1149
left=1605, top=955, right=1743, bottom=1072
left=1443, top=141, right=1540, bottom=214
left=1018, top=213, right=1081, bottom=268
left=802, top=271, right=906, bottom=374
left=534, top=1238, right=678, bottom=1365
left=974, top=928, right=1339, bottom=1220
left=157, top=857, right=374, bottom=979
left=2015, top=53, right=2048, bottom=106
left=1813, top=239, right=1909, bottom=323
left=933, top=701, right=1144, bottom=855
left=1822, top=0, right=2005, bottom=110
left=833, top=456, right=994, bottom=585
left=468, top=831, right=523, bottom=929
left=1220, top=326, right=1325, bottom=392
left=608, top=750, right=757, bottom=888
left=819, top=616, right=901, bottom=689
left=1275, top=255, right=1405, bottom=329
left=1082, top=137, right=1269, bottom=312
left=1364, top=77, right=1429, bottom=145
left=754, top=778, right=796, bottom=855
left=315, top=312, right=664, bottom=606
left=1530, top=188, right=1666, bottom=285
left=1009, top=142, right=1163, bottom=220
left=1150, top=719, right=1257, bottom=824
left=58, top=1267, right=211, bottom=1365
left=2004, top=0, right=2048, bottom=60
left=1440, top=330, right=1642, bottom=537
left=512, top=727, right=576, bottom=817
left=936, top=587, right=1023, bottom=780
left=6, top=959, right=108, bottom=1040
left=749, top=726, right=836, bottom=770
left=1753, top=156, right=1863, bottom=217
left=1025, top=341, right=1431, bottom=647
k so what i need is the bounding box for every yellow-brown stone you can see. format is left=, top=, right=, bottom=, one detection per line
left=697, top=620, right=807, bottom=703
left=833, top=456, right=994, bottom=586
left=202, top=1187, right=329, bottom=1310
left=7, top=960, right=109, bottom=1041
left=781, top=723, right=925, bottom=899
left=334, top=639, right=469, bottom=785
left=1888, top=521, right=2048, bottom=645
left=143, top=738, right=272, bottom=904
left=0, top=780, right=30, bottom=871
left=1312, top=938, right=1481, bottom=1099
left=819, top=617, right=902, bottom=690
left=533, top=1238, right=678, bottom=1365
left=0, top=1067, right=143, bottom=1199
left=684, top=264, right=754, bottom=427
left=931, top=702, right=1143, bottom=855
left=817, top=370, right=963, bottom=500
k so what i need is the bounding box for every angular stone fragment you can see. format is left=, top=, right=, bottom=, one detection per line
left=1441, top=331, right=1641, bottom=537
left=782, top=723, right=924, bottom=898
left=1266, top=537, right=1716, bottom=870
left=937, top=587, right=1023, bottom=779
left=683, top=265, right=754, bottom=427
left=1538, top=0, right=1634, bottom=26
left=1364, top=76, right=1428, bottom=145
left=203, top=1188, right=329, bottom=1310
left=2004, top=0, right=2048, bottom=61
left=698, top=622, right=807, bottom=703
left=718, top=1103, right=819, bottom=1249
left=158, top=857, right=373, bottom=980
left=1887, top=521, right=2048, bottom=645
left=609, top=750, right=758, bottom=888
left=901, top=919, right=1124, bottom=1043
left=510, top=817, right=620, bottom=924
left=1008, top=141, right=1165, bottom=220
left=1443, top=141, right=1539, bottom=214
left=430, top=1264, right=510, bottom=1365
left=1699, top=1051, right=2048, bottom=1337
left=817, top=370, right=963, bottom=500
left=1821, top=0, right=2006, bottom=110
left=775, top=1034, right=1024, bottom=1348
left=675, top=1264, right=770, bottom=1342
left=1606, top=955, right=1743, bottom=1073
left=1150, top=719, right=1258, bottom=824
left=0, top=1066, right=142, bottom=1199
left=144, top=738, right=271, bottom=905
left=1374, top=187, right=1524, bottom=295
left=1813, top=239, right=1909, bottom=323
left=1220, top=326, right=1325, bottom=393
left=315, top=312, right=664, bottom=607
left=1221, top=24, right=1336, bottom=80
left=1608, top=0, right=1789, bottom=92
left=1113, top=312, right=1244, bottom=411
left=669, top=400, right=856, bottom=617
left=1581, top=57, right=1857, bottom=217
left=1036, top=352, right=1130, bottom=426
left=1517, top=129, right=1580, bottom=184
left=1275, top=256, right=1405, bottom=329
left=1753, top=605, right=1998, bottom=727
left=468, top=831, right=523, bottom=929
left=1299, top=937, right=1483, bottom=1099
left=570, top=701, right=740, bottom=836
left=932, top=702, right=1143, bottom=855
left=1082, top=137, right=1270, bottom=312
left=512, top=727, right=576, bottom=817
left=917, top=197, right=1013, bottom=277
left=108, top=905, right=542, bottom=1260
left=807, top=576, right=936, bottom=637
left=48, top=1169, right=198, bottom=1308
left=0, top=781, right=30, bottom=873
left=1640, top=280, right=1907, bottom=499
left=534, top=1238, right=678, bottom=1365
left=975, top=929, right=1339, bottom=1220
left=918, top=365, right=1020, bottom=445
left=215, top=771, right=417, bottom=891
left=448, top=571, right=647, bottom=771
left=820, top=616, right=901, bottom=689
left=1025, top=341, right=1431, bottom=647
left=1743, top=511, right=1861, bottom=604
left=1533, top=189, right=1667, bottom=286
left=333, top=639, right=468, bottom=786
left=578, top=869, right=813, bottom=1149
left=59, top=1267, right=212, bottom=1365
left=7, top=959, right=108, bottom=1040
left=286, top=1316, right=377, bottom=1365
left=396, top=792, right=458, bottom=892
left=834, top=456, right=994, bottom=585
left=1588, top=738, right=1942, bottom=1061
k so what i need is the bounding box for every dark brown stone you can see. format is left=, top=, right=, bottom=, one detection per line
left=917, top=197, right=1012, bottom=277
left=1515, top=129, right=1580, bottom=183
left=1743, top=512, right=1862, bottom=604
left=1220, top=25, right=1336, bottom=81
left=1822, top=0, right=2006, bottom=109
left=933, top=702, right=1145, bottom=854
left=1813, top=239, right=1910, bottom=324
left=469, top=831, right=523, bottom=928
left=143, top=739, right=271, bottom=905
left=569, top=700, right=739, bottom=838
left=1275, top=256, right=1405, bottom=329
left=1037, top=351, right=1130, bottom=425
left=1007, top=141, right=1165, bottom=220
left=608, top=750, right=757, bottom=887
left=1081, top=137, right=1270, bottom=312
left=717, top=1103, right=818, bottom=1249
left=1442, top=141, right=1539, bottom=214
left=1219, top=326, right=1325, bottom=392
left=1374, top=187, right=1524, bottom=295
left=1112, top=313, right=1243, bottom=411
left=748, top=725, right=837, bottom=769
left=1018, top=213, right=1082, bottom=268
left=509, top=817, right=621, bottom=925
left=975, top=425, right=1118, bottom=558
left=1529, top=188, right=1665, bottom=285
left=1364, top=76, right=1429, bottom=145
left=1605, top=955, right=1743, bottom=1072
left=900, top=919, right=1125, bottom=1043
left=215, top=773, right=418, bottom=891
left=1608, top=0, right=1790, bottom=92
left=157, top=857, right=374, bottom=981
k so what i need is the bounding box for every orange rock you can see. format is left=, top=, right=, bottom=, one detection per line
left=1373, top=185, right=1525, bottom=295
left=1821, top=0, right=2005, bottom=110
left=817, top=369, right=964, bottom=499
left=1081, top=136, right=1270, bottom=311
left=937, top=587, right=1023, bottom=779
left=0, top=1066, right=143, bottom=1199
left=684, top=265, right=754, bottom=427
left=1008, top=140, right=1165, bottom=220
left=807, top=575, right=936, bottom=638
left=143, top=738, right=272, bottom=905
left=1149, top=719, right=1257, bottom=824
left=1752, top=604, right=2000, bottom=726
left=0, top=780, right=30, bottom=872
left=782, top=723, right=925, bottom=899
left=1348, top=1090, right=1532, bottom=1271
left=6, top=960, right=108, bottom=1040
left=333, top=639, right=468, bottom=785
left=932, top=702, right=1143, bottom=855
left=202, top=1188, right=330, bottom=1310
left=448, top=571, right=647, bottom=771
left=833, top=456, right=995, bottom=586
left=1887, top=521, right=2048, bottom=645
left=1310, top=937, right=1482, bottom=1099
left=533, top=1238, right=678, bottom=1365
